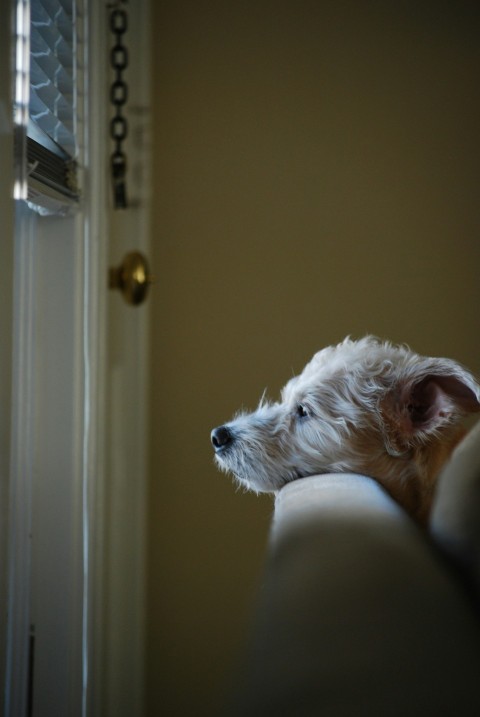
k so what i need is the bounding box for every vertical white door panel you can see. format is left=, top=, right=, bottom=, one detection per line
left=29, top=214, right=87, bottom=716
left=8, top=204, right=91, bottom=717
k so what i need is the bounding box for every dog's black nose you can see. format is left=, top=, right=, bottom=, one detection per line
left=211, top=425, right=233, bottom=451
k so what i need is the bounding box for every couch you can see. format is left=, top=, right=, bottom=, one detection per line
left=228, top=422, right=480, bottom=715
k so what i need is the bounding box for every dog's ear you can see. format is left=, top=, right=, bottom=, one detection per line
left=380, top=358, right=480, bottom=456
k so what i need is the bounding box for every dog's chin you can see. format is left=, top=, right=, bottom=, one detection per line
left=228, top=468, right=275, bottom=494
left=215, top=453, right=305, bottom=494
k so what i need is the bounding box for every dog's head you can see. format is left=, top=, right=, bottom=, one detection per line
left=211, top=337, right=480, bottom=521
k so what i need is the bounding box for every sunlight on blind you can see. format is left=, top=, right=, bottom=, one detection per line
left=29, top=0, right=79, bottom=157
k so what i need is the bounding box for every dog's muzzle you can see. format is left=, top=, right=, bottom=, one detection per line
left=211, top=425, right=233, bottom=452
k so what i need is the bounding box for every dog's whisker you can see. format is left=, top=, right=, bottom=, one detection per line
left=257, top=388, right=269, bottom=410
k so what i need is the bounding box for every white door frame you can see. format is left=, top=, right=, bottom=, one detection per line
left=4, top=1, right=150, bottom=715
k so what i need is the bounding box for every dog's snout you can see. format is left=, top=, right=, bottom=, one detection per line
left=211, top=425, right=233, bottom=451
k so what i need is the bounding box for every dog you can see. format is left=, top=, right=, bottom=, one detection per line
left=211, top=336, right=480, bottom=523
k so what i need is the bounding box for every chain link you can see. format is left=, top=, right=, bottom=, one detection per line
left=109, top=2, right=129, bottom=209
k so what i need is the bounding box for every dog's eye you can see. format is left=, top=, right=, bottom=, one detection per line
left=296, top=404, right=309, bottom=419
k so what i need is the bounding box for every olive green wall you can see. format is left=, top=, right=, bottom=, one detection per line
left=148, top=2, right=480, bottom=715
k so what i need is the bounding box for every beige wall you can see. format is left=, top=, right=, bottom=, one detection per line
left=148, top=2, right=480, bottom=715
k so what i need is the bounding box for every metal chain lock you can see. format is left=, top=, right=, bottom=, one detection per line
left=109, top=2, right=129, bottom=209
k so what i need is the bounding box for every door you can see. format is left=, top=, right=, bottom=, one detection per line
left=4, top=1, right=151, bottom=715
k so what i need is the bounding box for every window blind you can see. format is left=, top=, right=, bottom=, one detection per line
left=29, top=0, right=78, bottom=156
left=26, top=0, right=82, bottom=208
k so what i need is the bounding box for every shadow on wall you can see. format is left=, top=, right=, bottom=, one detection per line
left=148, top=1, right=480, bottom=715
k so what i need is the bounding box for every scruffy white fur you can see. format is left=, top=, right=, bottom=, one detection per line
left=211, top=337, right=480, bottom=523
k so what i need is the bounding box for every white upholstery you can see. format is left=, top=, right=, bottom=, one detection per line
left=228, top=472, right=480, bottom=716
left=431, top=420, right=480, bottom=591
left=272, top=473, right=402, bottom=541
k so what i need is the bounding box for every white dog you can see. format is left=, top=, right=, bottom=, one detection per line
left=211, top=336, right=480, bottom=523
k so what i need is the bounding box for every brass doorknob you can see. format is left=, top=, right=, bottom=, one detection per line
left=109, top=251, right=154, bottom=305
